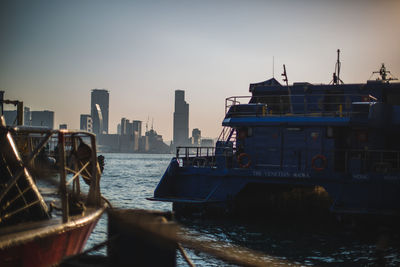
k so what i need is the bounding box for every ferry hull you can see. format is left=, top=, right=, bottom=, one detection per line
left=153, top=159, right=400, bottom=218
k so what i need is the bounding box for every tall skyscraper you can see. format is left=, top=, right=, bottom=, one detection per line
left=91, top=89, right=109, bottom=134
left=173, top=90, right=189, bottom=147
left=132, top=120, right=142, bottom=138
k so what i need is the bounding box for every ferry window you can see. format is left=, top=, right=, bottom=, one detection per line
left=247, top=128, right=253, bottom=137
left=238, top=127, right=248, bottom=139
left=326, top=127, right=334, bottom=138
left=286, top=127, right=302, bottom=131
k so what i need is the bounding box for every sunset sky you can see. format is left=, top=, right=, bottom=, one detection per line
left=1, top=0, right=400, bottom=141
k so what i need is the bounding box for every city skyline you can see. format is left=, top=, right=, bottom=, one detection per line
left=1, top=0, right=400, bottom=141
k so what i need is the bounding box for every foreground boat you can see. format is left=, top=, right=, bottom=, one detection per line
left=151, top=55, right=400, bottom=220
left=0, top=106, right=106, bottom=266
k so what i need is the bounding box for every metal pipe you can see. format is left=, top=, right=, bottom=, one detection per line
left=0, top=132, right=51, bottom=203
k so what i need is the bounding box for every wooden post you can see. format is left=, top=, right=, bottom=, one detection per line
left=87, top=135, right=100, bottom=206
left=58, top=131, right=69, bottom=223
left=71, top=136, right=80, bottom=196
left=17, top=101, right=23, bottom=125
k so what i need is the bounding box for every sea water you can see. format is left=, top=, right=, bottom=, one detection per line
left=85, top=153, right=400, bottom=266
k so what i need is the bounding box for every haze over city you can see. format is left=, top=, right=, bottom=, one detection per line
left=1, top=0, right=400, bottom=141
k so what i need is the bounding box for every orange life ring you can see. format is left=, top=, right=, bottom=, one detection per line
left=311, top=154, right=327, bottom=171
left=237, top=153, right=251, bottom=168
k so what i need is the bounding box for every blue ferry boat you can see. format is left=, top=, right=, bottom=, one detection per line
left=151, top=55, right=400, bottom=219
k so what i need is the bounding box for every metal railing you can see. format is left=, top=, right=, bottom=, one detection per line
left=176, top=146, right=216, bottom=167
left=225, top=94, right=377, bottom=118
left=174, top=144, right=400, bottom=175
left=2, top=127, right=102, bottom=224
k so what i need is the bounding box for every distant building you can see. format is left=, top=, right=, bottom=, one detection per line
left=126, top=121, right=134, bottom=136
left=24, top=107, right=31, bottom=126
left=132, top=120, right=142, bottom=138
left=117, top=123, right=121, bottom=135
left=91, top=89, right=109, bottom=134
left=80, top=114, right=92, bottom=132
left=120, top=118, right=128, bottom=135
left=143, top=129, right=170, bottom=153
left=140, top=135, right=149, bottom=152
left=201, top=138, right=214, bottom=147
left=3, top=110, right=17, bottom=126
left=173, top=90, right=189, bottom=147
left=59, top=124, right=67, bottom=129
left=97, top=134, right=120, bottom=153
left=191, top=128, right=201, bottom=146
left=118, top=118, right=140, bottom=152
left=31, top=110, right=54, bottom=129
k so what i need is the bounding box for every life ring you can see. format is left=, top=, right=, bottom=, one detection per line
left=311, top=154, right=327, bottom=171
left=237, top=153, right=251, bottom=168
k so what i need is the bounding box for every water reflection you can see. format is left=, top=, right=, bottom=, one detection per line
left=86, top=153, right=400, bottom=266
left=177, top=216, right=400, bottom=266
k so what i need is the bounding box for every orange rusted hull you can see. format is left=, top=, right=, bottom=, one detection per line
left=0, top=207, right=105, bottom=267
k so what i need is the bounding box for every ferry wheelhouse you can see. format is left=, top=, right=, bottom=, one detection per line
left=151, top=61, right=400, bottom=219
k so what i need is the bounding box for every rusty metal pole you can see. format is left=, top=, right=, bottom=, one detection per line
left=87, top=135, right=100, bottom=206
left=16, top=101, right=23, bottom=125
left=58, top=131, right=69, bottom=223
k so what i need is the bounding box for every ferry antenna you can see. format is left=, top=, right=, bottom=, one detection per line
left=282, top=64, right=293, bottom=113
left=370, top=63, right=398, bottom=82
left=330, top=49, right=344, bottom=85
left=281, top=64, right=288, bottom=86
left=272, top=56, right=275, bottom=78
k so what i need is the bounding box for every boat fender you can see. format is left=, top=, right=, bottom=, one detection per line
left=237, top=153, right=251, bottom=168
left=312, top=154, right=327, bottom=171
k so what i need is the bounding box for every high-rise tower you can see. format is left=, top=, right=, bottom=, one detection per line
left=91, top=89, right=109, bottom=134
left=173, top=90, right=189, bottom=147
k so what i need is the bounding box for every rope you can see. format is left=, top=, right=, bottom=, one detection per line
left=178, top=243, right=196, bottom=267
left=101, top=196, right=113, bottom=209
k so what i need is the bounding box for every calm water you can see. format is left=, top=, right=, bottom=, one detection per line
left=85, top=153, right=400, bottom=266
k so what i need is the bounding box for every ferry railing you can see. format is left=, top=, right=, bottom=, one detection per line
left=175, top=144, right=400, bottom=175
left=217, top=127, right=236, bottom=149
left=225, top=96, right=248, bottom=114
left=249, top=148, right=400, bottom=174
left=225, top=94, right=377, bottom=118
left=6, top=127, right=102, bottom=223
left=176, top=146, right=216, bottom=168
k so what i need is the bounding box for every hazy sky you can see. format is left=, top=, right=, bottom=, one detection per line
left=1, top=0, right=400, bottom=141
